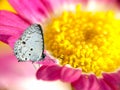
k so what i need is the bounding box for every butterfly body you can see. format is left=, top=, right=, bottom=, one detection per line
left=14, top=24, right=45, bottom=62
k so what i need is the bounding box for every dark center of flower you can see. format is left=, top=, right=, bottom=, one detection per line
left=44, top=5, right=120, bottom=76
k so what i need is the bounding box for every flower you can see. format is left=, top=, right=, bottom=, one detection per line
left=0, top=0, right=120, bottom=90
left=0, top=0, right=71, bottom=90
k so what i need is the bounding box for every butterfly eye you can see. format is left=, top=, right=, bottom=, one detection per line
left=29, top=54, right=31, bottom=56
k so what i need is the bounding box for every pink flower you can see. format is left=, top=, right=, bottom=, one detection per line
left=0, top=0, right=120, bottom=90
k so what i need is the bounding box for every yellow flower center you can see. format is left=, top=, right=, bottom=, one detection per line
left=44, top=5, right=120, bottom=76
left=0, top=0, right=15, bottom=12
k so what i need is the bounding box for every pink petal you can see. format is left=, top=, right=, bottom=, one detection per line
left=0, top=34, right=10, bottom=44
left=41, top=0, right=62, bottom=13
left=0, top=54, right=42, bottom=89
left=36, top=65, right=61, bottom=81
left=116, top=0, right=120, bottom=7
left=39, top=51, right=56, bottom=65
left=61, top=0, right=88, bottom=5
left=72, top=75, right=89, bottom=90
left=0, top=25, right=21, bottom=36
left=103, top=72, right=120, bottom=90
left=117, top=70, right=120, bottom=78
left=8, top=0, right=49, bottom=23
left=72, top=74, right=101, bottom=90
left=8, top=36, right=20, bottom=48
left=0, top=10, right=30, bottom=31
left=39, top=55, right=56, bottom=65
left=0, top=54, right=36, bottom=80
left=0, top=10, right=30, bottom=48
left=88, top=75, right=100, bottom=90
left=0, top=25, right=20, bottom=48
left=98, top=79, right=112, bottom=90
left=60, top=66, right=81, bottom=83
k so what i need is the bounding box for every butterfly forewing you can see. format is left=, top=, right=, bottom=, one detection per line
left=14, top=24, right=44, bottom=62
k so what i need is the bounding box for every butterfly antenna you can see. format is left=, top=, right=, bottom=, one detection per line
left=32, top=62, right=40, bottom=70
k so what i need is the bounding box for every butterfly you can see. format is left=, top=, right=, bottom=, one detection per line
left=14, top=24, right=45, bottom=63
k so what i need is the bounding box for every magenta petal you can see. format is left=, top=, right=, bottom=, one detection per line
left=98, top=79, right=112, bottom=90
left=118, top=70, right=120, bottom=77
left=0, top=10, right=30, bottom=31
left=116, top=0, right=120, bottom=8
left=72, top=75, right=89, bottom=90
left=36, top=65, right=61, bottom=81
left=88, top=75, right=100, bottom=90
left=39, top=51, right=56, bottom=65
left=0, top=25, right=21, bottom=48
left=0, top=10, right=30, bottom=47
left=0, top=34, right=11, bottom=44
left=72, top=74, right=100, bottom=90
left=0, top=25, right=20, bottom=47
left=9, top=0, right=49, bottom=23
left=41, top=0, right=62, bottom=13
left=60, top=66, right=81, bottom=83
left=39, top=56, right=56, bottom=65
left=103, top=72, right=120, bottom=90
left=0, top=25, right=21, bottom=36
left=8, top=36, right=20, bottom=48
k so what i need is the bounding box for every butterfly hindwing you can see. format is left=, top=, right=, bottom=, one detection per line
left=14, top=24, right=44, bottom=62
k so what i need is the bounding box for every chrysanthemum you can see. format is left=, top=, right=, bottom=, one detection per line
left=0, top=0, right=120, bottom=90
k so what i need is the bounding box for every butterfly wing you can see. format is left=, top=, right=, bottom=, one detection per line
left=14, top=24, right=44, bottom=62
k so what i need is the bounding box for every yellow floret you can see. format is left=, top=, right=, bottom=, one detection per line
left=0, top=0, right=15, bottom=12
left=44, top=5, right=120, bottom=76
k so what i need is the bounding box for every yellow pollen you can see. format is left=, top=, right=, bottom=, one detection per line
left=44, top=5, right=120, bottom=76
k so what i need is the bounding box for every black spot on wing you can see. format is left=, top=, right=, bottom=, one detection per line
left=15, top=52, right=17, bottom=55
left=30, top=48, right=33, bottom=51
left=22, top=41, right=26, bottom=44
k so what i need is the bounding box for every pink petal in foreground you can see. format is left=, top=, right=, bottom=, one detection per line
left=39, top=55, right=56, bottom=65
left=98, top=79, right=112, bottom=90
left=72, top=74, right=100, bottom=90
left=88, top=75, right=100, bottom=90
left=36, top=65, right=61, bottom=81
left=103, top=72, right=120, bottom=90
left=39, top=51, right=56, bottom=65
left=60, top=66, right=81, bottom=83
left=72, top=75, right=90, bottom=90
left=8, top=0, right=49, bottom=23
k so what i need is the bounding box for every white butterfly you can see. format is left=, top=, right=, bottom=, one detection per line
left=14, top=24, right=45, bottom=62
